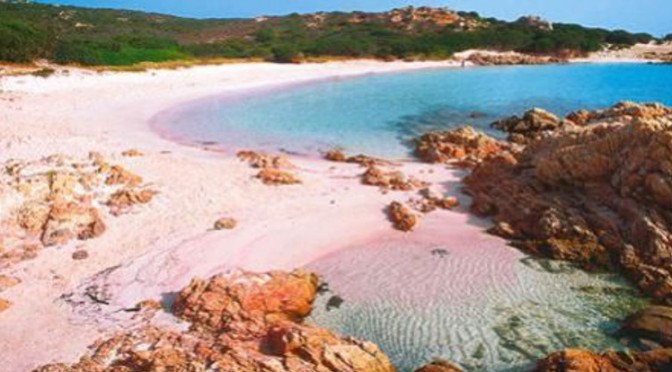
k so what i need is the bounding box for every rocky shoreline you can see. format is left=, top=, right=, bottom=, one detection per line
left=3, top=62, right=672, bottom=371
left=26, top=101, right=672, bottom=372
left=415, top=101, right=672, bottom=370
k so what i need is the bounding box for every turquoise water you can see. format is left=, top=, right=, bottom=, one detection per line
left=159, top=63, right=672, bottom=158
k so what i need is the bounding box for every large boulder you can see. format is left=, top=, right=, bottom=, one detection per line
left=173, top=270, right=318, bottom=335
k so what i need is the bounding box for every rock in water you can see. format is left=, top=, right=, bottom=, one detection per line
left=491, top=108, right=574, bottom=144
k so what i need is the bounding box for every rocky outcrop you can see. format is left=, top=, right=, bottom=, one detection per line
left=566, top=101, right=672, bottom=126
left=362, top=166, right=427, bottom=191
left=622, top=306, right=672, bottom=347
left=173, top=270, right=319, bottom=335
left=36, top=270, right=395, bottom=372
left=256, top=168, right=302, bottom=185
left=388, top=201, right=419, bottom=231
left=0, top=153, right=154, bottom=267
left=491, top=108, right=576, bottom=144
left=41, top=200, right=106, bottom=246
left=415, top=126, right=508, bottom=167
left=535, top=348, right=672, bottom=371
left=237, top=150, right=294, bottom=169
left=107, top=188, right=155, bottom=216
left=410, top=187, right=459, bottom=213
left=324, top=149, right=397, bottom=167
left=463, top=103, right=672, bottom=303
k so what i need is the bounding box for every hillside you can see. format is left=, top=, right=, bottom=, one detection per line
left=0, top=1, right=657, bottom=66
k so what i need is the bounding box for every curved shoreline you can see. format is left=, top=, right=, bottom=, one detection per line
left=0, top=59, right=663, bottom=371
left=0, top=60, right=469, bottom=371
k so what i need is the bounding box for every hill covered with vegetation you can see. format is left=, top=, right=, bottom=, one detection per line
left=0, top=1, right=658, bottom=66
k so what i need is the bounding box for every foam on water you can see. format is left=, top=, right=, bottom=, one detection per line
left=157, top=63, right=672, bottom=158
left=305, top=219, right=648, bottom=371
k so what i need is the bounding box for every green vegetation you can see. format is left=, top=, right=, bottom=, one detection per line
left=0, top=2, right=658, bottom=66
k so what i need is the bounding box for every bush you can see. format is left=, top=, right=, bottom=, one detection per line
left=270, top=45, right=301, bottom=63
left=0, top=20, right=47, bottom=62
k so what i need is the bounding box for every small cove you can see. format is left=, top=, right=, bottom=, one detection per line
left=153, top=62, right=669, bottom=371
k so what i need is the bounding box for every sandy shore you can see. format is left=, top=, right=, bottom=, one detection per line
left=0, top=60, right=470, bottom=370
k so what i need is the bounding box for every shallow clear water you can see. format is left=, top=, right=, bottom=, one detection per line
left=305, top=231, right=649, bottom=372
left=159, top=63, right=672, bottom=158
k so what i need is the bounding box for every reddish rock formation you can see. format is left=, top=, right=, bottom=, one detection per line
left=105, top=165, right=143, bottom=187
left=256, top=168, right=302, bottom=185
left=411, top=188, right=459, bottom=213
left=491, top=108, right=577, bottom=144
left=388, top=201, right=419, bottom=231
left=324, top=148, right=396, bottom=167
left=324, top=148, right=348, bottom=162
left=41, top=200, right=106, bottom=246
left=173, top=270, right=319, bottom=335
left=622, top=306, right=672, bottom=347
left=566, top=101, right=672, bottom=126
left=415, top=126, right=508, bottom=167
left=0, top=153, right=154, bottom=268
left=536, top=348, right=672, bottom=372
left=464, top=103, right=672, bottom=303
left=213, top=217, right=237, bottom=230
left=36, top=270, right=395, bottom=372
left=362, top=166, right=427, bottom=191
left=0, top=298, right=10, bottom=313
left=107, top=189, right=156, bottom=216
left=237, top=150, right=294, bottom=169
